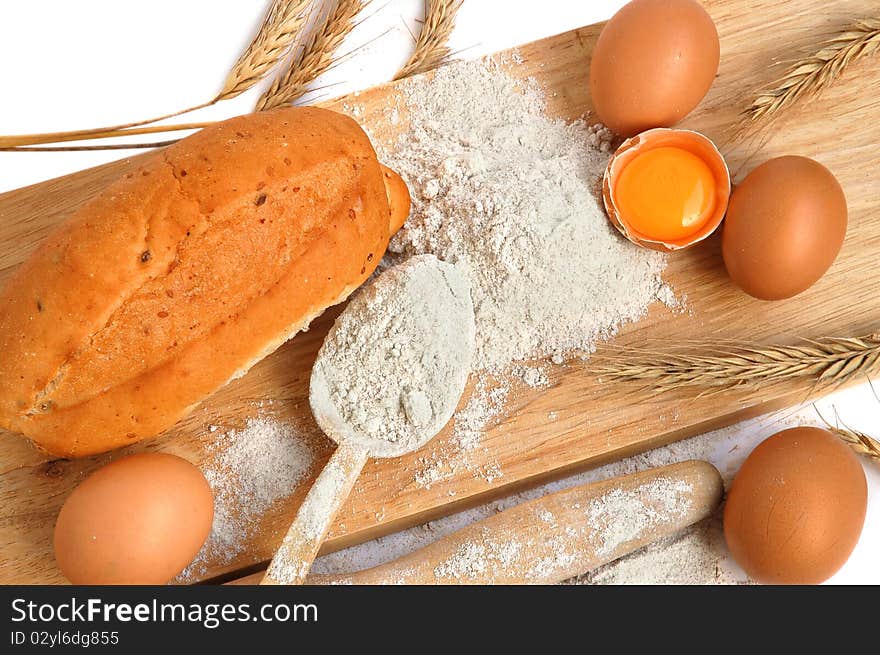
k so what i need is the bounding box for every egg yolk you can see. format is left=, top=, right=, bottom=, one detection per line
left=614, top=146, right=717, bottom=242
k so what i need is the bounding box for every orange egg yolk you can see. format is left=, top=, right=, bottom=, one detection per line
left=614, top=146, right=718, bottom=242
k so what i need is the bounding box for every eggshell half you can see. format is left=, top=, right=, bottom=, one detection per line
left=602, top=128, right=730, bottom=251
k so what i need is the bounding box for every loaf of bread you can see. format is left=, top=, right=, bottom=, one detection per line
left=0, top=107, right=410, bottom=457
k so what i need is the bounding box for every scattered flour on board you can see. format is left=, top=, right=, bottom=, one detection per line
left=656, top=283, right=679, bottom=310
left=452, top=377, right=509, bottom=451
left=177, top=417, right=317, bottom=581
left=413, top=375, right=509, bottom=489
left=513, top=365, right=550, bottom=389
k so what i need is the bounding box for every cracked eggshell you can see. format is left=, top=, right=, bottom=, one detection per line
left=602, top=128, right=730, bottom=252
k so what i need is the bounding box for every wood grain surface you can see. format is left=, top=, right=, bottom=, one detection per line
left=1, top=0, right=878, bottom=584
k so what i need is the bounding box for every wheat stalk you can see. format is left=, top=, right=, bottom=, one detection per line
left=816, top=406, right=880, bottom=462
left=0, top=104, right=213, bottom=149
left=394, top=0, right=462, bottom=80
left=591, top=334, right=880, bottom=395
left=0, top=121, right=213, bottom=149
left=217, top=0, right=314, bottom=101
left=256, top=0, right=368, bottom=111
left=2, top=141, right=179, bottom=152
left=0, top=0, right=313, bottom=149
left=736, top=17, right=880, bottom=135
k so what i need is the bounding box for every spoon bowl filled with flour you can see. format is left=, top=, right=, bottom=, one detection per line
left=262, top=254, right=475, bottom=584
left=310, top=253, right=475, bottom=457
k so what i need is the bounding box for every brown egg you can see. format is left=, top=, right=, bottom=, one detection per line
left=723, top=427, right=867, bottom=584
left=589, top=0, right=720, bottom=137
left=54, top=452, right=213, bottom=585
left=722, top=156, right=847, bottom=300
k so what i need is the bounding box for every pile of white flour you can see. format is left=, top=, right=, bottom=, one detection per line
left=379, top=58, right=669, bottom=370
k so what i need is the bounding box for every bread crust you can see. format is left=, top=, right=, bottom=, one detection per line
left=0, top=107, right=394, bottom=457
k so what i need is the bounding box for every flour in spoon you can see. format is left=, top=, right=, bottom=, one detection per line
left=310, top=255, right=475, bottom=457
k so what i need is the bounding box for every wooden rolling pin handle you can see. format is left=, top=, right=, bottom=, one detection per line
left=260, top=442, right=369, bottom=585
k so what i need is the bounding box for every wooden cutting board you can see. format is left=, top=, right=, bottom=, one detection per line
left=1, top=0, right=878, bottom=584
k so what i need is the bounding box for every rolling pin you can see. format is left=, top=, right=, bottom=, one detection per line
left=231, top=460, right=722, bottom=584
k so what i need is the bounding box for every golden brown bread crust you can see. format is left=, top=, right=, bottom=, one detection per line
left=0, top=107, right=398, bottom=457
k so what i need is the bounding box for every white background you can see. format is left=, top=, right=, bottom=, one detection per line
left=1, top=1, right=876, bottom=583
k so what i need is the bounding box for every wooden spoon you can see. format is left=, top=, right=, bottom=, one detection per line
left=239, top=460, right=722, bottom=585
left=260, top=256, right=475, bottom=584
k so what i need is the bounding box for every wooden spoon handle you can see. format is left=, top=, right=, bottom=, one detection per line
left=260, top=442, right=369, bottom=585
left=312, top=460, right=721, bottom=584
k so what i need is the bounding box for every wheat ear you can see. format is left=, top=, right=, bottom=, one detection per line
left=256, top=0, right=368, bottom=111
left=217, top=0, right=314, bottom=101
left=736, top=17, right=880, bottom=135
left=816, top=406, right=880, bottom=462
left=394, top=0, right=463, bottom=80
left=591, top=335, right=880, bottom=395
